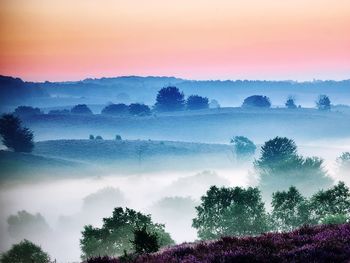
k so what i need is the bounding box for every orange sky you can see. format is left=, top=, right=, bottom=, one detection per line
left=1, top=0, right=350, bottom=81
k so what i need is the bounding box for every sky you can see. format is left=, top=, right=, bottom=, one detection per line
left=0, top=0, right=350, bottom=82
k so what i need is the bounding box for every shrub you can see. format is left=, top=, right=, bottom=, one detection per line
left=316, top=95, right=331, bottom=110
left=0, top=114, right=34, bottom=153
left=154, top=87, right=185, bottom=112
left=128, top=104, right=151, bottom=116
left=101, top=104, right=129, bottom=116
left=242, top=95, right=271, bottom=108
left=186, top=95, right=209, bottom=110
left=71, top=104, right=93, bottom=114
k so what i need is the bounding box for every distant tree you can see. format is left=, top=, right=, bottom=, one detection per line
left=316, top=95, right=331, bottom=110
left=14, top=106, right=42, bottom=117
left=80, top=207, right=174, bottom=259
left=0, top=114, right=34, bottom=153
left=154, top=86, right=185, bottom=112
left=71, top=104, right=93, bottom=115
left=285, top=96, right=297, bottom=109
left=0, top=239, right=50, bottom=263
left=310, top=181, right=350, bottom=223
left=242, top=95, right=271, bottom=108
left=101, top=103, right=129, bottom=116
left=230, top=136, right=256, bottom=159
left=89, top=134, right=95, bottom=140
left=336, top=152, right=350, bottom=175
left=271, top=187, right=315, bottom=231
left=321, top=213, right=348, bottom=225
left=95, top=135, right=103, bottom=140
left=192, top=186, right=269, bottom=239
left=132, top=226, right=160, bottom=254
left=186, top=95, right=209, bottom=110
left=48, top=109, right=69, bottom=115
left=128, top=103, right=151, bottom=116
left=209, top=99, right=220, bottom=109
left=115, top=135, right=122, bottom=141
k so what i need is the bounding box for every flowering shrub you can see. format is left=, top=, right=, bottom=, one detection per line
left=84, top=223, right=350, bottom=263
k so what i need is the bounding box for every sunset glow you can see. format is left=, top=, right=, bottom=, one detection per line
left=1, top=0, right=350, bottom=81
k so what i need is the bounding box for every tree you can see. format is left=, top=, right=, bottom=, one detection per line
left=128, top=103, right=151, bottom=116
left=285, top=96, right=297, bottom=109
left=101, top=104, right=129, bottom=116
left=316, top=95, right=331, bottom=110
left=230, top=136, right=256, bottom=159
left=80, top=207, right=174, bottom=259
left=95, top=135, right=103, bottom=140
left=0, top=114, right=34, bottom=153
left=186, top=95, right=209, bottom=110
left=14, top=106, right=42, bottom=117
left=154, top=86, right=185, bottom=112
left=0, top=239, right=50, bottom=263
left=242, top=95, right=271, bottom=108
left=89, top=135, right=95, bottom=140
left=71, top=104, right=93, bottom=115
left=48, top=109, right=69, bottom=115
left=309, top=181, right=350, bottom=223
left=337, top=152, right=350, bottom=177
left=271, top=187, right=315, bottom=232
left=115, top=135, right=122, bottom=141
left=132, top=226, right=160, bottom=254
left=209, top=99, right=220, bottom=109
left=192, top=186, right=269, bottom=239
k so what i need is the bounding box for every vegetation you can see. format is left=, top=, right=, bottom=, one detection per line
left=316, top=94, right=331, bottom=110
left=102, top=103, right=129, bottom=116
left=0, top=114, right=34, bottom=153
left=230, top=136, right=256, bottom=159
left=285, top=96, right=297, bottom=109
left=14, top=106, right=42, bottom=117
left=128, top=103, right=151, bottom=116
left=155, top=87, right=185, bottom=112
left=115, top=135, right=122, bottom=141
left=186, top=95, right=209, bottom=110
left=132, top=226, right=160, bottom=254
left=80, top=207, right=174, bottom=260
left=242, top=95, right=271, bottom=108
left=71, top=104, right=93, bottom=115
left=0, top=239, right=51, bottom=263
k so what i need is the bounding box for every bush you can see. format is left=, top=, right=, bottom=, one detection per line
left=242, top=95, right=271, bottom=108
left=154, top=87, right=185, bottom=112
left=14, top=106, right=42, bottom=117
left=71, top=104, right=93, bottom=115
left=0, top=114, right=34, bottom=153
left=186, top=95, right=209, bottom=110
left=128, top=104, right=151, bottom=116
left=0, top=239, right=50, bottom=263
left=102, top=104, right=129, bottom=116
left=316, top=95, right=331, bottom=110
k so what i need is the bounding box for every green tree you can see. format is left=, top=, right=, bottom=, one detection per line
left=271, top=187, right=315, bottom=231
left=192, top=186, right=269, bottom=239
left=230, top=136, right=256, bottom=159
left=132, top=226, right=160, bottom=254
left=0, top=239, right=50, bottom=263
left=80, top=207, right=174, bottom=260
left=0, top=114, right=34, bottom=153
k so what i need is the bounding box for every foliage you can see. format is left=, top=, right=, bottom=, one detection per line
left=242, top=95, right=271, bottom=108
left=271, top=187, right=315, bottom=231
left=321, top=214, right=348, bottom=225
left=128, top=104, right=151, bottom=116
left=285, top=96, right=297, bottom=109
left=85, top=223, right=350, bottom=263
left=154, top=87, right=185, bottom=112
left=230, top=136, right=256, bottom=159
left=14, top=106, right=42, bottom=117
left=192, top=186, right=269, bottom=239
left=89, top=135, right=95, bottom=140
left=71, top=104, right=93, bottom=115
left=102, top=104, right=129, bottom=116
left=209, top=99, right=220, bottom=109
left=337, top=152, right=350, bottom=174
left=48, top=109, right=70, bottom=115
left=132, top=226, right=160, bottom=254
left=0, top=239, right=50, bottom=263
left=115, top=135, right=122, bottom=141
left=0, top=114, right=34, bottom=153
left=186, top=95, right=209, bottom=110
left=95, top=135, right=103, bottom=140
left=316, top=95, right=331, bottom=110
left=80, top=207, right=174, bottom=260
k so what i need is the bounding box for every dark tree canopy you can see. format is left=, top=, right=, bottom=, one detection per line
left=101, top=103, right=129, bottom=115
left=192, top=186, right=269, bottom=239
left=155, top=86, right=185, bottom=112
left=128, top=103, right=151, bottom=116
left=230, top=136, right=256, bottom=158
left=132, top=226, right=160, bottom=254
left=186, top=95, right=209, bottom=110
left=14, top=106, right=42, bottom=117
left=242, top=95, right=271, bottom=108
left=71, top=104, right=93, bottom=115
left=0, top=239, right=50, bottom=263
left=316, top=95, right=331, bottom=110
left=48, top=109, right=69, bottom=115
left=0, top=114, right=34, bottom=153
left=285, top=97, right=297, bottom=109
left=80, top=207, right=174, bottom=259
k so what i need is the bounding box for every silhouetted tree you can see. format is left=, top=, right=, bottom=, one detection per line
left=132, top=226, right=160, bottom=254
left=316, top=95, right=331, bottom=110
left=242, top=95, right=271, bottom=108
left=209, top=99, right=220, bottom=109
left=0, top=114, right=34, bottom=153
left=337, top=152, right=350, bottom=175
left=115, top=135, right=122, bottom=141
left=71, top=104, right=93, bottom=115
left=0, top=239, right=50, bottom=263
left=89, top=134, right=95, bottom=140
left=101, top=103, right=129, bottom=115
left=186, top=95, right=209, bottom=110
left=192, top=186, right=269, bottom=239
left=48, top=109, right=69, bottom=115
left=230, top=136, right=256, bottom=159
left=154, top=87, right=185, bottom=112
left=80, top=207, right=173, bottom=259
left=285, top=96, right=297, bottom=109
left=128, top=103, right=151, bottom=116
left=14, top=106, right=42, bottom=117
left=95, top=135, right=103, bottom=140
